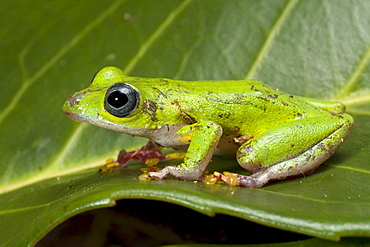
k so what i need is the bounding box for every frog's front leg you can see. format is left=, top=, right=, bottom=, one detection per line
left=148, top=121, right=223, bottom=181
left=220, top=114, right=353, bottom=188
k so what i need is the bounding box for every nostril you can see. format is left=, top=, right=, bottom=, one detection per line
left=68, top=93, right=84, bottom=107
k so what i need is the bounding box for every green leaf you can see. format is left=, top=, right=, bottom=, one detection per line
left=1, top=0, right=370, bottom=246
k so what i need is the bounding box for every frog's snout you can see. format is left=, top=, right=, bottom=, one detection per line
left=63, top=93, right=86, bottom=122
left=63, top=92, right=86, bottom=121
left=67, top=92, right=85, bottom=107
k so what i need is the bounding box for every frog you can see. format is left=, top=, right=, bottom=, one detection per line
left=63, top=66, right=354, bottom=188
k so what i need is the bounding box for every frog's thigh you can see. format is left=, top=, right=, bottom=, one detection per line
left=236, top=114, right=353, bottom=187
left=294, top=96, right=346, bottom=115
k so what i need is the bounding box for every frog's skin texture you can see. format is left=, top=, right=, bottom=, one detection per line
left=63, top=67, right=354, bottom=188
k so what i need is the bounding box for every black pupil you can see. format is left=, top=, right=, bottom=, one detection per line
left=107, top=91, right=128, bottom=108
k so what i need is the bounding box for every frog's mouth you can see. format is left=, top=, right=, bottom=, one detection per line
left=64, top=110, right=187, bottom=146
left=64, top=111, right=108, bottom=130
left=64, top=111, right=87, bottom=123
left=64, top=110, right=146, bottom=136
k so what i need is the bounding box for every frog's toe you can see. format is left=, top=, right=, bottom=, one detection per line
left=147, top=167, right=171, bottom=180
left=148, top=165, right=203, bottom=181
left=214, top=171, right=265, bottom=188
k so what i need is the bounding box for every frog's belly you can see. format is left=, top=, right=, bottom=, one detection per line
left=214, top=135, right=240, bottom=156
left=147, top=124, right=241, bottom=156
left=152, top=134, right=239, bottom=157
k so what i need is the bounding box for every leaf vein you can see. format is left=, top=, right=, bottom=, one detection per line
left=123, top=0, right=193, bottom=74
left=341, top=93, right=370, bottom=106
left=328, top=164, right=370, bottom=175
left=48, top=124, right=87, bottom=171
left=243, top=0, right=298, bottom=79
left=347, top=107, right=370, bottom=116
left=0, top=157, right=109, bottom=195
left=173, top=36, right=201, bottom=79
left=18, top=20, right=58, bottom=82
left=332, top=44, right=370, bottom=100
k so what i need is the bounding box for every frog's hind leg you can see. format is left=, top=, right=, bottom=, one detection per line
left=221, top=114, right=353, bottom=188
left=295, top=96, right=346, bottom=115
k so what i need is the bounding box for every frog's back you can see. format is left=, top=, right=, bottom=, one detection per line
left=128, top=77, right=332, bottom=136
left=171, top=79, right=332, bottom=136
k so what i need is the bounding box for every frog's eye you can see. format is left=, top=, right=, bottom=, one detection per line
left=104, top=83, right=140, bottom=118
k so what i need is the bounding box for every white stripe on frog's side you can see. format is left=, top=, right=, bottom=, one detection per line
left=66, top=111, right=243, bottom=155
